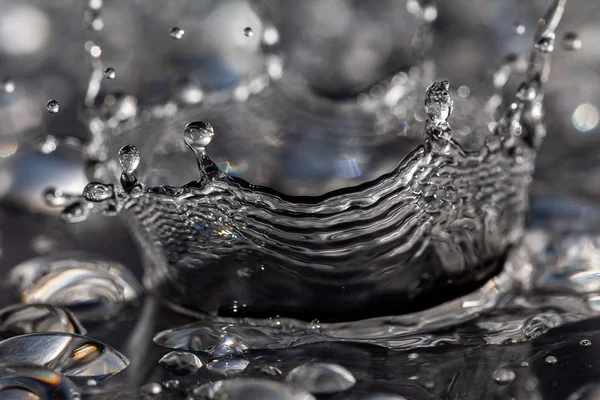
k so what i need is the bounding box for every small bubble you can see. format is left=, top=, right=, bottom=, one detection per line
left=46, top=99, right=60, bottom=114
left=83, top=182, right=114, bottom=202
left=513, top=21, right=525, bottom=35
left=580, top=339, right=592, bottom=347
left=2, top=78, right=15, bottom=93
left=118, top=144, right=141, bottom=174
left=492, top=368, right=516, bottom=385
left=170, top=27, right=184, bottom=40
left=243, top=27, right=253, bottom=37
left=104, top=67, right=116, bottom=79
left=184, top=121, right=214, bottom=151
left=158, top=351, right=203, bottom=376
left=545, top=355, right=558, bottom=364
left=563, top=32, right=582, bottom=51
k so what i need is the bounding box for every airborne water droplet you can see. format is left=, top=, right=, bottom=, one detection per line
left=118, top=144, right=141, bottom=174
left=243, top=27, right=254, bottom=37
left=563, top=32, right=582, bottom=51
left=169, top=27, right=184, bottom=40
left=545, top=355, right=558, bottom=364
left=513, top=21, right=526, bottom=35
left=46, top=99, right=60, bottom=114
left=1, top=78, right=15, bottom=93
left=492, top=368, right=516, bottom=385
left=158, top=351, right=203, bottom=376
left=184, top=121, right=214, bottom=151
left=0, top=333, right=130, bottom=380
left=0, top=304, right=86, bottom=335
left=286, top=363, right=356, bottom=394
left=103, top=67, right=116, bottom=79
left=193, top=379, right=316, bottom=400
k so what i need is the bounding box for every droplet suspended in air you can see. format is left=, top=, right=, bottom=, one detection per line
left=103, top=67, right=116, bottom=79
left=192, top=379, right=316, bottom=400
left=1, top=78, right=15, bottom=93
left=492, top=368, right=516, bottom=385
left=183, top=121, right=214, bottom=151
left=0, top=304, right=86, bottom=335
left=286, top=363, right=356, bottom=394
left=243, top=27, right=253, bottom=37
left=158, top=351, right=203, bottom=376
left=0, top=332, right=130, bottom=380
left=563, top=32, right=582, bottom=51
left=513, top=21, right=526, bottom=35
left=118, top=144, right=141, bottom=174
left=169, top=27, right=184, bottom=40
left=8, top=252, right=142, bottom=320
left=46, top=99, right=60, bottom=114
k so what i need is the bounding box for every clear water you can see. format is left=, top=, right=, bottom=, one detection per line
left=2, top=0, right=599, bottom=398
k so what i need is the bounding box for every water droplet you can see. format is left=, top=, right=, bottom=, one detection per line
left=545, top=355, right=558, bottom=364
left=425, top=80, right=453, bottom=123
left=37, top=135, right=58, bottom=154
left=0, top=365, right=80, bottom=399
left=520, top=361, right=530, bottom=367
left=492, top=368, right=516, bottom=385
left=1, top=78, right=15, bottom=93
left=61, top=202, right=89, bottom=223
left=46, top=99, right=60, bottom=114
left=173, top=77, right=203, bottom=105
left=286, top=363, right=356, bottom=394
left=183, top=121, right=214, bottom=151
left=261, top=365, right=282, bottom=376
left=407, top=353, right=419, bottom=360
left=563, top=32, right=582, bottom=51
left=193, top=379, right=315, bottom=400
left=206, top=355, right=249, bottom=376
left=83, top=182, right=114, bottom=202
left=514, top=21, right=526, bottom=35
left=8, top=253, right=141, bottom=320
left=140, top=382, right=162, bottom=396
left=0, top=333, right=130, bottom=380
left=103, top=67, right=115, bottom=79
left=243, top=27, right=254, bottom=37
left=169, top=27, right=184, bottom=40
left=0, top=304, right=86, bottom=335
left=118, top=144, right=141, bottom=174
left=580, top=339, right=592, bottom=347
left=158, top=351, right=203, bottom=376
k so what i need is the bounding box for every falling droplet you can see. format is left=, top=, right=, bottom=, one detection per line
left=37, top=135, right=58, bottom=154
left=193, top=379, right=316, bottom=400
left=563, top=32, right=582, bottom=51
left=513, top=21, right=526, bottom=35
left=0, top=304, right=86, bottom=335
left=492, top=368, right=516, bottom=385
left=286, top=363, right=356, bottom=394
left=118, top=144, right=141, bottom=174
left=46, top=99, right=60, bottom=114
left=0, top=333, right=130, bottom=380
left=243, top=27, right=253, bottom=37
left=140, top=382, right=162, bottom=396
left=206, top=355, right=249, bottom=377
left=158, top=351, right=203, bottom=376
left=83, top=182, right=114, bottom=203
left=169, top=27, right=184, bottom=40
left=103, top=67, right=116, bottom=79
left=0, top=365, right=80, bottom=400
left=545, top=355, right=558, bottom=364
left=261, top=365, right=282, bottom=376
left=183, top=121, right=214, bottom=152
left=8, top=252, right=141, bottom=320
left=1, top=78, right=15, bottom=93
left=173, top=77, right=203, bottom=105
left=580, top=339, right=592, bottom=347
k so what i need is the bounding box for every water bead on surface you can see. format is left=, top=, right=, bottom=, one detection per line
left=169, top=27, right=184, bottom=39
left=46, top=99, right=60, bottom=114
left=285, top=363, right=356, bottom=394
left=0, top=304, right=86, bottom=335
left=563, top=32, right=583, bottom=51
left=158, top=351, right=203, bottom=376
left=0, top=333, right=130, bottom=380
left=545, top=355, right=558, bottom=364
left=118, top=144, right=141, bottom=174
left=193, top=379, right=316, bottom=400
left=206, top=355, right=250, bottom=376
left=103, top=67, right=115, bottom=79
left=243, top=27, right=254, bottom=37
left=183, top=121, right=214, bottom=150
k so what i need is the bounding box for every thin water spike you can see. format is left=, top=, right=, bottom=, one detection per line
left=423, top=81, right=453, bottom=152
left=118, top=144, right=143, bottom=196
